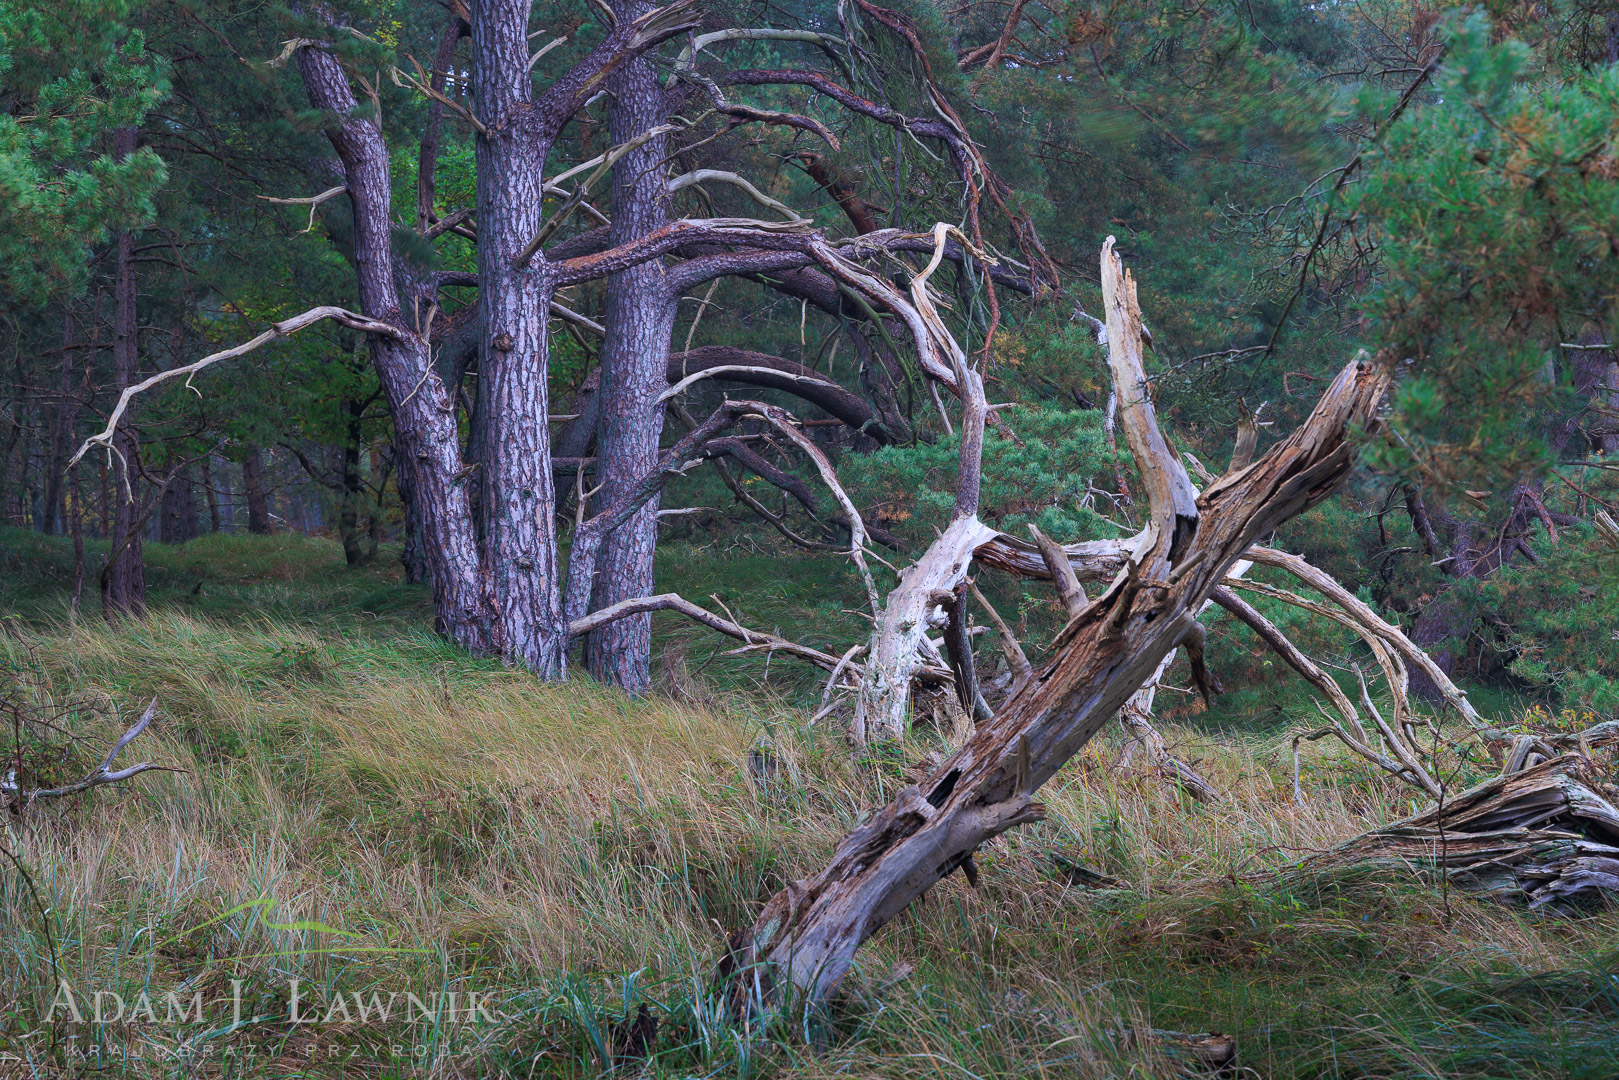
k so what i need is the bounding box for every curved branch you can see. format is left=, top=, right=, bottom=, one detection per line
left=569, top=592, right=853, bottom=673
left=667, top=346, right=892, bottom=442
left=2, top=700, right=179, bottom=809
left=69, top=306, right=403, bottom=469
left=668, top=168, right=808, bottom=223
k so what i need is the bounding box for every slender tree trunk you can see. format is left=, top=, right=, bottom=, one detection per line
left=200, top=455, right=220, bottom=532
left=213, top=454, right=233, bottom=531
left=242, top=448, right=272, bottom=533
left=160, top=463, right=198, bottom=543
left=471, top=0, right=568, bottom=675
left=586, top=4, right=675, bottom=694
left=338, top=401, right=366, bottom=565
left=102, top=126, right=146, bottom=619
left=41, top=310, right=80, bottom=534
left=395, top=445, right=428, bottom=584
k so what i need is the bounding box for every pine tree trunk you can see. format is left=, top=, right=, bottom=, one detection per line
left=102, top=127, right=146, bottom=620
left=338, top=400, right=367, bottom=565
left=586, top=6, right=674, bottom=694
left=212, top=454, right=232, bottom=532
left=470, top=0, right=568, bottom=675
left=395, top=446, right=428, bottom=584
left=40, top=310, right=79, bottom=535
left=159, top=464, right=198, bottom=543
left=296, top=24, right=496, bottom=653
left=200, top=455, right=220, bottom=532
left=242, top=448, right=272, bottom=533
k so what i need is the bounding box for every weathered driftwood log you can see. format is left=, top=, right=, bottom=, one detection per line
left=723, top=239, right=1392, bottom=1003
left=1301, top=756, right=1619, bottom=908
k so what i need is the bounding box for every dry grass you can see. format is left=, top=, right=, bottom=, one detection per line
left=0, top=533, right=1615, bottom=1078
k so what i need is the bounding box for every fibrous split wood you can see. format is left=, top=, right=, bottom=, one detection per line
left=1305, top=755, right=1619, bottom=908
left=723, top=239, right=1393, bottom=1003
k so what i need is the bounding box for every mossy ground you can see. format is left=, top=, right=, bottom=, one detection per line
left=0, top=528, right=1614, bottom=1078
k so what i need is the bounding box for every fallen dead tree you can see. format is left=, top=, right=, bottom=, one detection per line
left=1300, top=755, right=1619, bottom=908
left=720, top=239, right=1393, bottom=1003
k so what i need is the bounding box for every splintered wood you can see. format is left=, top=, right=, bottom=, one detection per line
left=726, top=239, right=1393, bottom=1003
left=1306, top=755, right=1619, bottom=908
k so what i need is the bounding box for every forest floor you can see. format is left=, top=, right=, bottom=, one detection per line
left=0, top=529, right=1615, bottom=1079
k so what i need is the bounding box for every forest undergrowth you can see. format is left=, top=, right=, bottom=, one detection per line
left=1, top=530, right=1616, bottom=1079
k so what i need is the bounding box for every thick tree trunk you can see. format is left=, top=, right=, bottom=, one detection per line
left=471, top=0, right=568, bottom=675
left=242, top=447, right=272, bottom=533
left=102, top=127, right=146, bottom=620
left=727, top=242, right=1391, bottom=1004
left=296, top=27, right=495, bottom=651
left=586, top=5, right=675, bottom=694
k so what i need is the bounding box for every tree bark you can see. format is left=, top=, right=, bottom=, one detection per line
left=40, top=310, right=80, bottom=535
left=726, top=241, right=1391, bottom=1004
left=200, top=455, right=221, bottom=532
left=295, top=23, right=495, bottom=651
left=471, top=0, right=569, bottom=675
left=338, top=399, right=367, bottom=565
left=159, top=463, right=198, bottom=543
left=102, top=126, right=146, bottom=620
left=586, top=0, right=676, bottom=693
left=242, top=447, right=272, bottom=533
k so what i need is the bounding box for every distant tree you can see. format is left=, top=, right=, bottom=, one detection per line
left=0, top=0, right=167, bottom=304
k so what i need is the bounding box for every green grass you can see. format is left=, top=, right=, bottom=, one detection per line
left=0, top=529, right=1614, bottom=1078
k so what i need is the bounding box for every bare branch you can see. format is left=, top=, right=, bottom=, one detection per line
left=658, top=363, right=840, bottom=404
left=1210, top=585, right=1365, bottom=742
left=677, top=27, right=846, bottom=70
left=668, top=168, right=808, bottom=224
left=968, top=581, right=1031, bottom=692
left=69, top=306, right=404, bottom=469
left=257, top=185, right=347, bottom=233
left=1101, top=235, right=1199, bottom=528
left=3, top=700, right=178, bottom=810
left=1027, top=524, right=1085, bottom=618
left=568, top=592, right=854, bottom=673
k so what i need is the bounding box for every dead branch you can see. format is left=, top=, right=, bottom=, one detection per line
left=1211, top=585, right=1366, bottom=742
left=667, top=169, right=808, bottom=224
left=68, top=306, right=404, bottom=470
left=565, top=401, right=754, bottom=630
left=1118, top=699, right=1221, bottom=803
left=941, top=584, right=993, bottom=723
left=1027, top=523, right=1086, bottom=618
left=846, top=224, right=997, bottom=743
left=725, top=240, right=1390, bottom=1004
left=666, top=346, right=893, bottom=442
left=1244, top=547, right=1488, bottom=732
left=257, top=185, right=347, bottom=232
left=1302, top=756, right=1619, bottom=908
left=659, top=364, right=840, bottom=405
left=968, top=581, right=1031, bottom=695
left=3, top=700, right=175, bottom=812
left=568, top=593, right=853, bottom=673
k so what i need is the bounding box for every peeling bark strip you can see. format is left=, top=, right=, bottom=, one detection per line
left=727, top=240, right=1391, bottom=1003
